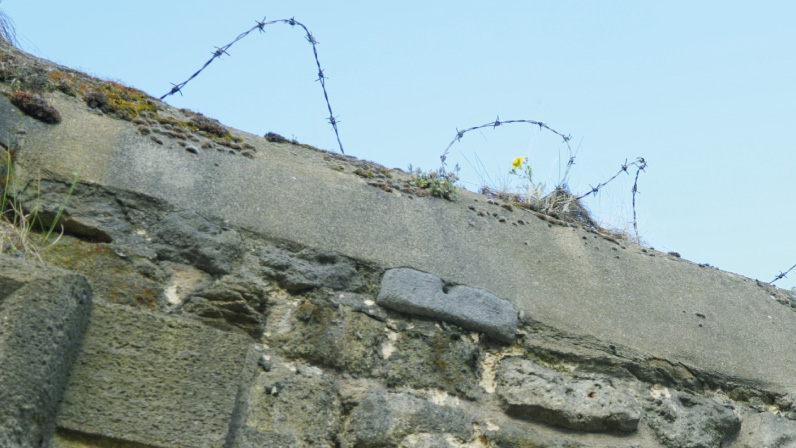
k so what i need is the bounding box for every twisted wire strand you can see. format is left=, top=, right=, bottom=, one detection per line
left=160, top=17, right=344, bottom=154
left=771, top=264, right=796, bottom=284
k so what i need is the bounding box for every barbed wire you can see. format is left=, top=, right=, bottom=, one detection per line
left=160, top=17, right=344, bottom=154
left=440, top=117, right=575, bottom=189
left=440, top=117, right=647, bottom=243
left=575, top=157, right=647, bottom=244
left=771, top=263, right=796, bottom=285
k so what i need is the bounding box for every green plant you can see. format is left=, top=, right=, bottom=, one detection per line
left=0, top=150, right=76, bottom=261
left=509, top=157, right=546, bottom=200
left=408, top=165, right=460, bottom=201
left=34, top=172, right=78, bottom=244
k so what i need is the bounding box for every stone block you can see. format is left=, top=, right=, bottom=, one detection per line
left=0, top=255, right=92, bottom=448
left=496, top=357, right=641, bottom=432
left=733, top=410, right=796, bottom=448
left=56, top=301, right=257, bottom=448
left=259, top=246, right=364, bottom=293
left=344, top=390, right=473, bottom=447
left=643, top=388, right=740, bottom=448
left=233, top=358, right=341, bottom=448
left=377, top=268, right=517, bottom=343
left=152, top=210, right=243, bottom=275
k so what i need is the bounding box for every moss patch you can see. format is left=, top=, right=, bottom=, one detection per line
left=9, top=91, right=61, bottom=123
left=34, top=234, right=166, bottom=310
left=277, top=294, right=385, bottom=376
left=53, top=428, right=154, bottom=448
left=386, top=321, right=483, bottom=400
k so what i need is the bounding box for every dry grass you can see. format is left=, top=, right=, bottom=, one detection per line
left=0, top=2, right=17, bottom=47
left=1, top=206, right=45, bottom=261
left=1, top=148, right=68, bottom=262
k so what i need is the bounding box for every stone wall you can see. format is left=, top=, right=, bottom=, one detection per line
left=3, top=225, right=793, bottom=447
left=2, top=37, right=796, bottom=447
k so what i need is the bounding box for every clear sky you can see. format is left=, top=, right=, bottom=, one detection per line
left=3, top=1, right=795, bottom=290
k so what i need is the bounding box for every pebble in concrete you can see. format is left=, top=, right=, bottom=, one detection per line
left=376, top=268, right=517, bottom=343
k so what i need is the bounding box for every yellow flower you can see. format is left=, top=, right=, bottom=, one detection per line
left=512, top=157, right=523, bottom=170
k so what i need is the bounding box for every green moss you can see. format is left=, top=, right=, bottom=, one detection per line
left=386, top=324, right=482, bottom=400
left=48, top=71, right=78, bottom=96
left=354, top=168, right=374, bottom=178
left=221, top=133, right=242, bottom=143
left=524, top=349, right=573, bottom=375
left=92, top=82, right=157, bottom=119
left=35, top=234, right=165, bottom=309
left=279, top=295, right=385, bottom=375
left=54, top=428, right=154, bottom=448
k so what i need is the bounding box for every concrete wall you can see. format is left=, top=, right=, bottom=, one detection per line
left=2, top=40, right=796, bottom=447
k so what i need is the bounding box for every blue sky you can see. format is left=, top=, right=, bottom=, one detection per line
left=4, top=1, right=795, bottom=289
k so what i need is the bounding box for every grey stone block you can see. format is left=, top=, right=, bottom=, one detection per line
left=483, top=421, right=589, bottom=448
left=377, top=268, right=517, bottom=343
left=345, top=391, right=473, bottom=447
left=259, top=246, right=364, bottom=293
left=496, top=357, right=641, bottom=432
left=56, top=301, right=257, bottom=448
left=733, top=410, right=796, bottom=448
left=153, top=210, right=243, bottom=275
left=0, top=255, right=92, bottom=448
left=643, top=388, right=740, bottom=448
left=384, top=319, right=483, bottom=400
left=232, top=358, right=342, bottom=448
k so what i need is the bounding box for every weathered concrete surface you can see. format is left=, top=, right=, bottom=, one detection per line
left=55, top=301, right=257, bottom=448
left=0, top=255, right=92, bottom=448
left=377, top=267, right=518, bottom=342
left=3, top=81, right=796, bottom=396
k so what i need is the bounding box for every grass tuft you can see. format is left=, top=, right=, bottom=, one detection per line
left=0, top=147, right=75, bottom=261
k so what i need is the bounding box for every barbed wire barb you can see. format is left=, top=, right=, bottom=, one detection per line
left=771, top=263, right=796, bottom=284
left=255, top=17, right=267, bottom=32
left=160, top=16, right=344, bottom=154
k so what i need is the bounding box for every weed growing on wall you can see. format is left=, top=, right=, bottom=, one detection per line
left=408, top=165, right=460, bottom=201
left=0, top=147, right=76, bottom=261
left=509, top=157, right=546, bottom=201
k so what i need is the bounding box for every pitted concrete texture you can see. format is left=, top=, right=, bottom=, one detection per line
left=377, top=267, right=518, bottom=342
left=0, top=255, right=92, bottom=448
left=55, top=301, right=257, bottom=448
left=3, top=84, right=796, bottom=395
